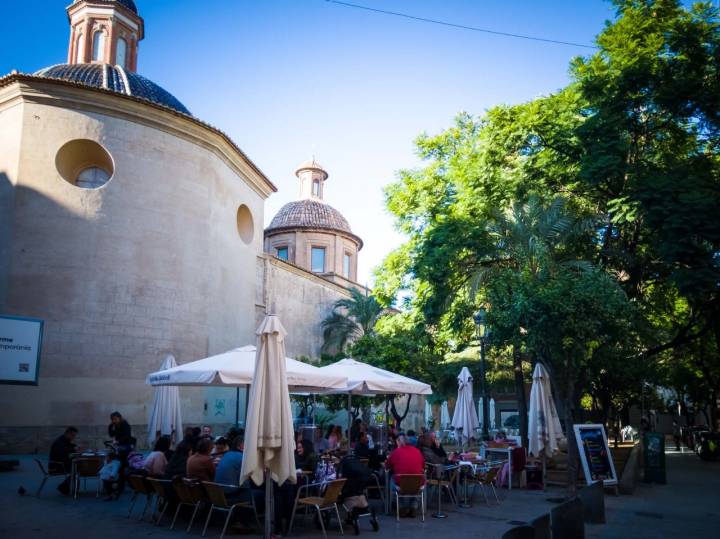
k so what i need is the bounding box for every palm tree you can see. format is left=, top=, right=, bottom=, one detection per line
left=321, top=288, right=384, bottom=353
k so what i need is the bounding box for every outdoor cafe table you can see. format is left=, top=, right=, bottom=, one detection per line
left=485, top=446, right=515, bottom=490
left=69, top=451, right=106, bottom=499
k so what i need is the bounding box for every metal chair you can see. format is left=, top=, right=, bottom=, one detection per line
left=170, top=477, right=205, bottom=532
left=146, top=478, right=174, bottom=526
left=201, top=481, right=259, bottom=539
left=475, top=467, right=501, bottom=505
left=127, top=474, right=156, bottom=520
left=364, top=471, right=385, bottom=508
left=393, top=474, right=425, bottom=522
left=425, top=463, right=458, bottom=513
left=288, top=478, right=347, bottom=538
left=34, top=458, right=67, bottom=497
left=72, top=457, right=103, bottom=499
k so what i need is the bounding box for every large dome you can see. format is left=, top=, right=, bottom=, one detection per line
left=267, top=199, right=362, bottom=246
left=34, top=63, right=190, bottom=115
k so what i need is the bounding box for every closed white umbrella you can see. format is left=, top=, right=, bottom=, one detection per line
left=147, top=354, right=183, bottom=446
left=441, top=401, right=451, bottom=429
left=528, top=363, right=564, bottom=490
left=489, top=398, right=496, bottom=430
left=478, top=397, right=484, bottom=432
left=240, top=315, right=296, bottom=539
left=425, top=399, right=432, bottom=428
left=451, top=367, right=479, bottom=445
left=528, top=363, right=563, bottom=458
left=146, top=345, right=346, bottom=393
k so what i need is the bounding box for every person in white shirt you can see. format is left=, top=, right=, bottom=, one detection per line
left=99, top=452, right=122, bottom=501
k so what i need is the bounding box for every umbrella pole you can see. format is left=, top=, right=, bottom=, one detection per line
left=347, top=393, right=352, bottom=444
left=542, top=453, right=547, bottom=493
left=264, top=469, right=273, bottom=539
left=235, top=387, right=240, bottom=426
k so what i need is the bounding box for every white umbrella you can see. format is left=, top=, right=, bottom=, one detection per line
left=147, top=354, right=183, bottom=446
left=478, top=397, right=484, bottom=432
left=318, top=357, right=432, bottom=436
left=489, top=398, right=496, bottom=430
left=240, top=315, right=296, bottom=539
left=441, top=401, right=451, bottom=429
left=425, top=399, right=432, bottom=427
left=528, top=363, right=563, bottom=458
left=317, top=358, right=432, bottom=395
left=451, top=367, right=479, bottom=445
left=146, top=345, right=346, bottom=393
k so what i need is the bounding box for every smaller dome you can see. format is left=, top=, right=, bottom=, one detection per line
left=295, top=158, right=328, bottom=179
left=266, top=199, right=362, bottom=248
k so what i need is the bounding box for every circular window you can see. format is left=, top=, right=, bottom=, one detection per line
left=236, top=204, right=254, bottom=244
left=56, top=139, right=114, bottom=189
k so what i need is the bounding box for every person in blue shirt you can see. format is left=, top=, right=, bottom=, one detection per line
left=215, top=436, right=244, bottom=487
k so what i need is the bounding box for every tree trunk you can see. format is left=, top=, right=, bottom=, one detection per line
left=513, top=346, right=529, bottom=449
left=390, top=394, right=413, bottom=430
left=563, top=378, right=579, bottom=497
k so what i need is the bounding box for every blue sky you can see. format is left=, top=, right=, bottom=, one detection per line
left=1, top=0, right=619, bottom=284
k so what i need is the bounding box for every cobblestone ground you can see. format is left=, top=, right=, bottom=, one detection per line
left=1, top=451, right=718, bottom=538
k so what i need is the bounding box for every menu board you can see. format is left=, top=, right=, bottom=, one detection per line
left=573, top=424, right=618, bottom=486
left=0, top=315, right=44, bottom=385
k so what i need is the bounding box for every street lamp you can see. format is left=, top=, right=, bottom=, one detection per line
left=474, top=308, right=491, bottom=440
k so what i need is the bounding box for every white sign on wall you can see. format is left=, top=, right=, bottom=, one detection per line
left=0, top=315, right=44, bottom=385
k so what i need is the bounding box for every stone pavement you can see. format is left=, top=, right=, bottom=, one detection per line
left=0, top=451, right=718, bottom=539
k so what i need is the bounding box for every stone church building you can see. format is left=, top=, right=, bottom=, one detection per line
left=0, top=0, right=365, bottom=451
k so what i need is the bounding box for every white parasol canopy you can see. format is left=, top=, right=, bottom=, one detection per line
left=145, top=345, right=346, bottom=393
left=317, top=358, right=432, bottom=396
left=441, top=401, right=451, bottom=428
left=240, top=315, right=296, bottom=539
left=489, top=398, right=496, bottom=430
left=147, top=354, right=183, bottom=446
left=451, top=367, right=479, bottom=443
left=528, top=363, right=564, bottom=458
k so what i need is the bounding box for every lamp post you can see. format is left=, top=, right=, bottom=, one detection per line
left=474, top=308, right=491, bottom=440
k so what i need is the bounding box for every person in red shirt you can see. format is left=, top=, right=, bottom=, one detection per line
left=385, top=434, right=425, bottom=517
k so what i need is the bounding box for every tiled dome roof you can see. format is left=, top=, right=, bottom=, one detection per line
left=34, top=63, right=190, bottom=115
left=266, top=199, right=361, bottom=246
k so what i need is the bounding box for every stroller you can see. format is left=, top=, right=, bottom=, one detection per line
left=338, top=455, right=379, bottom=535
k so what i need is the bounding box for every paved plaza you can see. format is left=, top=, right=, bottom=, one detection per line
left=1, top=451, right=719, bottom=538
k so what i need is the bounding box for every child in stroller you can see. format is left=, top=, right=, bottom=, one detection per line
left=338, top=454, right=379, bottom=535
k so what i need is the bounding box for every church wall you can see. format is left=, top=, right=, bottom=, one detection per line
left=0, top=93, right=266, bottom=451
left=256, top=255, right=353, bottom=360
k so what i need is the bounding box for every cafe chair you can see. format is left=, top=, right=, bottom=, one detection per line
left=288, top=478, right=347, bottom=539
left=34, top=458, right=67, bottom=497
left=170, top=477, right=205, bottom=532
left=146, top=478, right=174, bottom=526
left=393, top=474, right=426, bottom=522
left=127, top=474, right=156, bottom=520
left=201, top=481, right=260, bottom=539
left=476, top=467, right=501, bottom=506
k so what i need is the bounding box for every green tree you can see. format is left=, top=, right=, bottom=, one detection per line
left=321, top=288, right=384, bottom=354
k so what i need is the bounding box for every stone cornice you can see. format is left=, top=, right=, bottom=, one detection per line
left=0, top=74, right=277, bottom=198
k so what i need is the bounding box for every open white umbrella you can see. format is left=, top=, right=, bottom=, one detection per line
left=146, top=345, right=346, bottom=393
left=240, top=315, right=296, bottom=539
left=528, top=363, right=564, bottom=489
left=451, top=367, right=479, bottom=445
left=318, top=358, right=432, bottom=435
left=147, top=354, right=183, bottom=446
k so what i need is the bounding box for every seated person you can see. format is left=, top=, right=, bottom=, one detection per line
left=385, top=434, right=425, bottom=518
left=354, top=431, right=372, bottom=459
left=142, top=436, right=170, bottom=477
left=99, top=451, right=122, bottom=501
left=215, top=436, right=244, bottom=487
left=429, top=431, right=448, bottom=459
left=49, top=426, right=78, bottom=495
left=338, top=453, right=377, bottom=527
left=294, top=440, right=317, bottom=473
left=164, top=440, right=192, bottom=479
left=201, top=425, right=213, bottom=439
left=406, top=430, right=418, bottom=447
left=186, top=438, right=215, bottom=482
left=418, top=433, right=444, bottom=465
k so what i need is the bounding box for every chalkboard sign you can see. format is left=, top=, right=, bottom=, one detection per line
left=642, top=432, right=666, bottom=484
left=574, top=424, right=618, bottom=486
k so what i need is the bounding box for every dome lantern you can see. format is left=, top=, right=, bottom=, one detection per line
left=295, top=158, right=328, bottom=201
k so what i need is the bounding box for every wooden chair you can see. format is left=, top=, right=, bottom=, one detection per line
left=288, top=478, right=347, bottom=539
left=393, top=474, right=425, bottom=522
left=201, top=481, right=259, bottom=539
left=72, top=457, right=103, bottom=499
left=170, top=477, right=205, bottom=532
left=146, top=478, right=174, bottom=526
left=127, top=474, right=156, bottom=520
left=34, top=458, right=67, bottom=497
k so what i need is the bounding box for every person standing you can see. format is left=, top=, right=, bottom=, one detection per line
left=108, top=411, right=134, bottom=492
left=49, top=426, right=78, bottom=495
left=673, top=421, right=682, bottom=451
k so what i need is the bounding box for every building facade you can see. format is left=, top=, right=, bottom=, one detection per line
left=0, top=0, right=363, bottom=452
